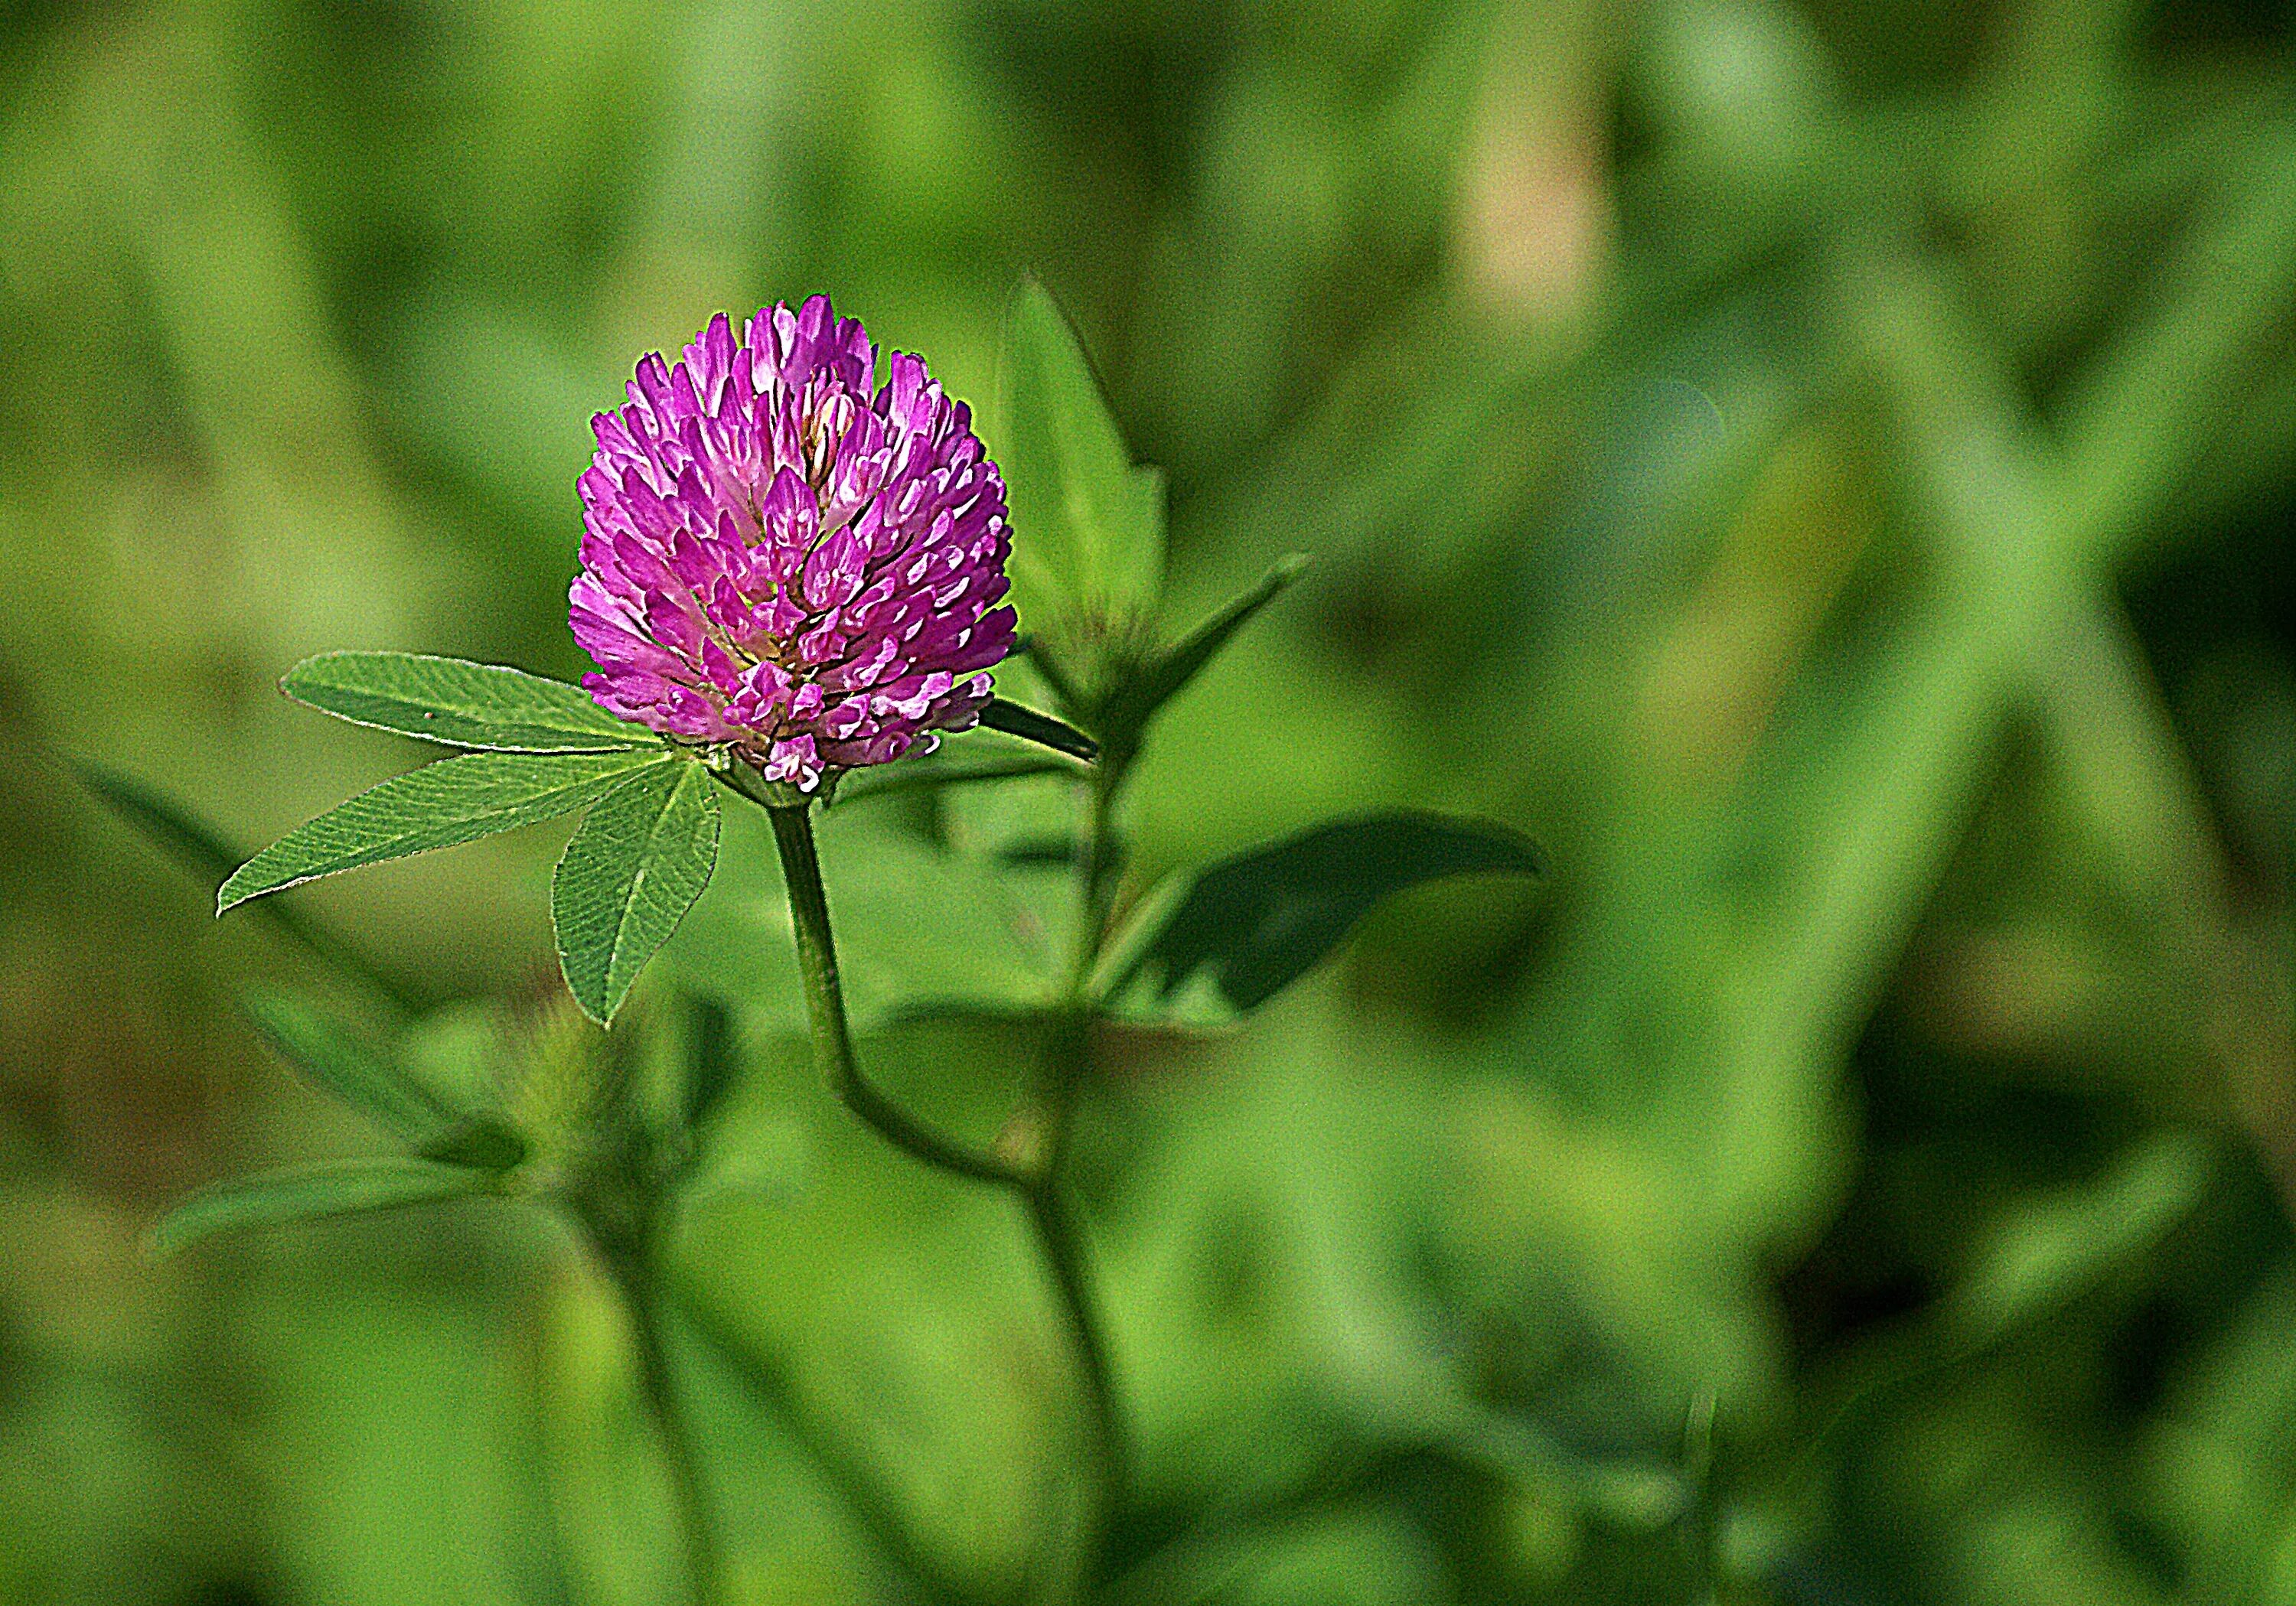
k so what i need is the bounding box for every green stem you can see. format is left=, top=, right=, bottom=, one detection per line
left=621, top=1266, right=727, bottom=1606
left=758, top=783, right=1131, bottom=1581
left=764, top=798, right=1026, bottom=1188
left=1070, top=764, right=1123, bottom=995
left=1047, top=757, right=1132, bottom=1572
left=1682, top=1387, right=1720, bottom=1606
left=668, top=1279, right=990, bottom=1606
left=1026, top=1161, right=1127, bottom=1568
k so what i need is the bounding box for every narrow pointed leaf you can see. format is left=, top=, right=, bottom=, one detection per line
left=1109, top=812, right=1543, bottom=1017
left=833, top=754, right=1081, bottom=806
left=1109, top=555, right=1309, bottom=731
left=71, top=759, right=246, bottom=888
left=979, top=697, right=1100, bottom=762
left=73, top=762, right=426, bottom=1010
left=240, top=985, right=455, bottom=1141
left=282, top=651, right=658, bottom=751
left=148, top=1159, right=492, bottom=1258
left=553, top=758, right=720, bottom=1025
left=998, top=282, right=1166, bottom=643
left=218, top=748, right=672, bottom=914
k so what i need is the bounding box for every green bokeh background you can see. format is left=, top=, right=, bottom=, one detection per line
left=5, top=0, right=2296, bottom=1599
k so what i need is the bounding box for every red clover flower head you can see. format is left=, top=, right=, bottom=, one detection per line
left=570, top=295, right=1018, bottom=792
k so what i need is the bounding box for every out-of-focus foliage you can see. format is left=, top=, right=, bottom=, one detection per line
left=4, top=0, right=2296, bottom=1600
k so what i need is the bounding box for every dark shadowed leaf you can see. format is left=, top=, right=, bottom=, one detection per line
left=683, top=995, right=739, bottom=1133
left=980, top=698, right=1100, bottom=762
left=240, top=985, right=455, bottom=1142
left=282, top=651, right=658, bottom=751
left=1107, top=813, right=1543, bottom=1017
left=217, top=748, right=672, bottom=914
left=832, top=753, right=1081, bottom=806
left=415, top=1115, right=530, bottom=1172
left=148, top=1159, right=494, bottom=1257
left=552, top=758, right=720, bottom=1025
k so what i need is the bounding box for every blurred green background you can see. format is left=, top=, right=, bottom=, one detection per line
left=6, top=0, right=2296, bottom=1599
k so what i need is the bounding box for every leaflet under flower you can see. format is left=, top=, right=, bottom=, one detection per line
left=570, top=295, right=1018, bottom=791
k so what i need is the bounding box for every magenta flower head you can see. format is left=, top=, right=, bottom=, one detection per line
left=569, top=295, right=1018, bottom=792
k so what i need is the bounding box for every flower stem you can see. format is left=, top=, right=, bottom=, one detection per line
left=1681, top=1386, right=1720, bottom=1606
left=761, top=789, right=1130, bottom=1578
left=765, top=798, right=1026, bottom=1188
left=1045, top=756, right=1131, bottom=1572
left=1070, top=761, right=1124, bottom=994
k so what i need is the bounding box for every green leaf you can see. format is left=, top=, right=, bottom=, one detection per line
left=217, top=748, right=672, bottom=914
left=977, top=697, right=1101, bottom=762
left=1107, top=555, right=1310, bottom=735
left=1107, top=813, right=1543, bottom=1018
left=240, top=985, right=455, bottom=1142
left=552, top=758, right=720, bottom=1025
left=70, top=758, right=246, bottom=888
left=682, top=995, right=739, bottom=1134
left=998, top=282, right=1165, bottom=656
left=1949, top=1129, right=2213, bottom=1345
left=414, top=1114, right=530, bottom=1172
left=148, top=1159, right=492, bottom=1257
left=282, top=651, right=658, bottom=752
left=832, top=753, right=1081, bottom=807
left=72, top=761, right=425, bottom=1011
